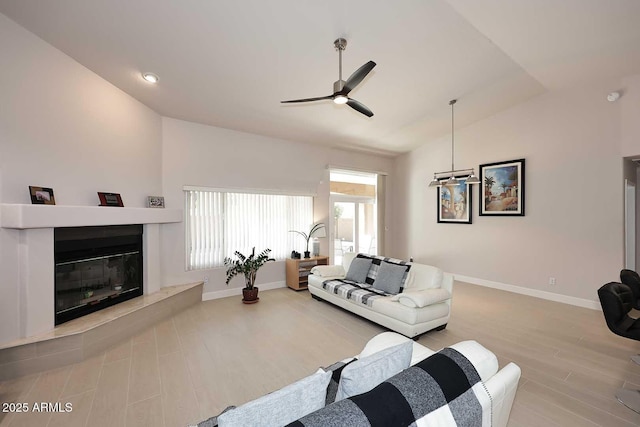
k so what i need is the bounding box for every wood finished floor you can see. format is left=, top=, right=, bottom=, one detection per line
left=1, top=281, right=640, bottom=427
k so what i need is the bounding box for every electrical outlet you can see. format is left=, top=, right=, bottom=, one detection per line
left=204, top=275, right=209, bottom=285
left=549, top=277, right=556, bottom=286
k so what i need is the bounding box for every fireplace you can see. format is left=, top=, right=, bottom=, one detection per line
left=54, top=225, right=143, bottom=325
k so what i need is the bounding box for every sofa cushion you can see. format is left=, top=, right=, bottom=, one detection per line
left=217, top=368, right=331, bottom=427
left=391, top=288, right=451, bottom=308
left=356, top=254, right=411, bottom=289
left=373, top=261, right=408, bottom=294
left=372, top=297, right=450, bottom=325
left=335, top=340, right=412, bottom=401
left=344, top=257, right=372, bottom=283
left=403, top=263, right=444, bottom=291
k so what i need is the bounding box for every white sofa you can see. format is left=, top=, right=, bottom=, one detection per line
left=356, top=332, right=521, bottom=427
left=308, top=253, right=453, bottom=338
left=205, top=332, right=521, bottom=427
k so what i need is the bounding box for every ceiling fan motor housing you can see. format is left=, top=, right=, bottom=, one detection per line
left=333, top=79, right=346, bottom=93
left=334, top=38, right=347, bottom=50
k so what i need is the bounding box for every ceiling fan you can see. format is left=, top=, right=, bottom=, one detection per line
left=281, top=38, right=376, bottom=117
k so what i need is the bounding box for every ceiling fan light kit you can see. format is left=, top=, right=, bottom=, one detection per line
left=281, top=38, right=376, bottom=117
left=429, top=99, right=481, bottom=188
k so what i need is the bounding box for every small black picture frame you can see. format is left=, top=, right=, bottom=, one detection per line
left=29, top=186, right=56, bottom=205
left=98, top=192, right=124, bottom=207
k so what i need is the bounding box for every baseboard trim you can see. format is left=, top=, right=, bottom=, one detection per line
left=454, top=274, right=601, bottom=311
left=201, top=281, right=286, bottom=301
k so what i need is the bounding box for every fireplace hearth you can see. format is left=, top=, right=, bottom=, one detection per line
left=54, top=225, right=143, bottom=325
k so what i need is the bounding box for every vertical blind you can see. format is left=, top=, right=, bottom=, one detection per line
left=186, top=189, right=313, bottom=270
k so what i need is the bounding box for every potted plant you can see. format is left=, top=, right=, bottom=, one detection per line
left=289, top=223, right=326, bottom=258
left=224, top=247, right=275, bottom=303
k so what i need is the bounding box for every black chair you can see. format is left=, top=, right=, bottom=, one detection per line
left=598, top=282, right=640, bottom=413
left=620, top=269, right=640, bottom=310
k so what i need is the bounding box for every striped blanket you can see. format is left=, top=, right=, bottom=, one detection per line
left=322, top=279, right=390, bottom=307
left=288, top=347, right=492, bottom=427
left=321, top=254, right=413, bottom=307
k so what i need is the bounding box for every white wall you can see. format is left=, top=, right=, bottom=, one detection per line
left=0, top=13, right=162, bottom=343
left=161, top=118, right=394, bottom=296
left=620, top=75, right=640, bottom=270
left=393, top=78, right=625, bottom=304
left=621, top=74, right=640, bottom=158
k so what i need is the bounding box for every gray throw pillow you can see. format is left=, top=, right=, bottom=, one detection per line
left=373, top=261, right=410, bottom=294
left=322, top=358, right=356, bottom=405
left=217, top=369, right=331, bottom=427
left=335, top=340, right=412, bottom=401
left=197, top=406, right=236, bottom=427
left=345, top=258, right=373, bottom=283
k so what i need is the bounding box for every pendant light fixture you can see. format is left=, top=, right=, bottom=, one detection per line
left=428, top=99, right=480, bottom=188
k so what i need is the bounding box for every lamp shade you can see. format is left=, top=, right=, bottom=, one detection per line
left=428, top=177, right=441, bottom=187
left=444, top=176, right=459, bottom=186
left=466, top=170, right=481, bottom=185
left=310, top=222, right=326, bottom=238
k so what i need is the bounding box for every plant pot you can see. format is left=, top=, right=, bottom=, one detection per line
left=304, top=251, right=311, bottom=259
left=242, top=287, right=259, bottom=304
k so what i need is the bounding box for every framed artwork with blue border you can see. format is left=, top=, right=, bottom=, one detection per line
left=437, top=175, right=472, bottom=224
left=479, top=158, right=525, bottom=216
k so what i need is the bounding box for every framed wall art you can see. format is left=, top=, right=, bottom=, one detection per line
left=479, top=158, right=525, bottom=216
left=29, top=186, right=56, bottom=205
left=147, top=196, right=165, bottom=208
left=97, top=192, right=124, bottom=207
left=437, top=176, right=472, bottom=224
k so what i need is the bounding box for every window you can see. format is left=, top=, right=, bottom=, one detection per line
left=185, top=188, right=313, bottom=270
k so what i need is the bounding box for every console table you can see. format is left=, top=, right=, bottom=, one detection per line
left=285, top=256, right=329, bottom=290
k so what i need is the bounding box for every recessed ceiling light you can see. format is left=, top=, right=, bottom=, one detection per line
left=142, top=72, right=159, bottom=83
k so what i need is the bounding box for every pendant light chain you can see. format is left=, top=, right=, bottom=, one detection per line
left=450, top=99, right=456, bottom=174
left=428, top=98, right=480, bottom=188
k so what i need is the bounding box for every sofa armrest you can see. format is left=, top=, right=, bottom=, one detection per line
left=485, top=362, right=521, bottom=427
left=391, top=288, right=451, bottom=308
left=309, top=265, right=345, bottom=278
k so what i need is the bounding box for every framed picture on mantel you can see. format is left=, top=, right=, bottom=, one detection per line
left=29, top=186, right=56, bottom=205
left=97, top=192, right=124, bottom=207
left=147, top=196, right=165, bottom=208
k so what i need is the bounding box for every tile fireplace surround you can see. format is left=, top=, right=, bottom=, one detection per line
left=0, top=204, right=203, bottom=380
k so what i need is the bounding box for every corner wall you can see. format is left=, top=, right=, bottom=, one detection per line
left=392, top=79, right=625, bottom=304
left=0, top=13, right=162, bottom=343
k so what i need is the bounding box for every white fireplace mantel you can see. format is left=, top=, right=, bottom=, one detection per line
left=0, top=204, right=182, bottom=229
left=1, top=203, right=183, bottom=339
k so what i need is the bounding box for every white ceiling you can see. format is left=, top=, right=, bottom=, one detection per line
left=1, top=0, right=639, bottom=155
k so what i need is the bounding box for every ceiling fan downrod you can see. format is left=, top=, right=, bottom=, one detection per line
left=334, top=38, right=347, bottom=93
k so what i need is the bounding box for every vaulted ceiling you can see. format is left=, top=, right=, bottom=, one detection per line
left=1, top=0, right=639, bottom=155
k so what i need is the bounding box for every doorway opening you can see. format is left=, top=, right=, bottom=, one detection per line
left=329, top=170, right=378, bottom=265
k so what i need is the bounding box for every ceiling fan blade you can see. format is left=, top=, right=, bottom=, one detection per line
left=346, top=99, right=374, bottom=117
left=341, top=61, right=376, bottom=95
left=281, top=95, right=333, bottom=103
